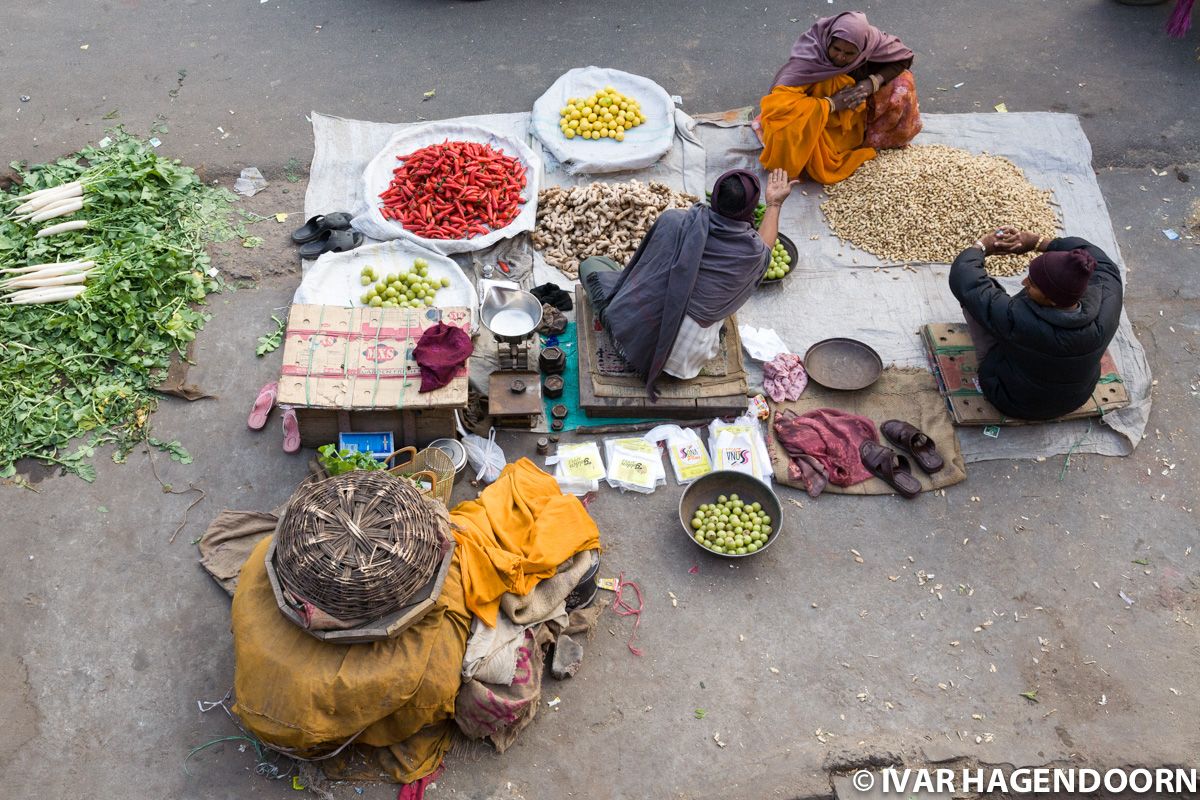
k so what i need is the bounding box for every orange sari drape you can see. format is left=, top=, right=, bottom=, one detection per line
left=758, top=75, right=876, bottom=185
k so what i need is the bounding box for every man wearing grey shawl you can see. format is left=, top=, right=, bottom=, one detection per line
left=581, top=168, right=796, bottom=400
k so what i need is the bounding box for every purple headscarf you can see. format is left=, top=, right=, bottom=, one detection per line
left=711, top=169, right=761, bottom=223
left=771, top=11, right=914, bottom=88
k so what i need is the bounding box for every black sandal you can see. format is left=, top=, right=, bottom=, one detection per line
left=859, top=441, right=922, bottom=499
left=298, top=228, right=363, bottom=259
left=291, top=212, right=353, bottom=244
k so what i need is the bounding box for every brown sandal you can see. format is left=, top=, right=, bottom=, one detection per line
left=859, top=441, right=922, bottom=499
left=881, top=420, right=944, bottom=474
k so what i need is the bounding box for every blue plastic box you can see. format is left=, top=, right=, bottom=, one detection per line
left=337, top=431, right=395, bottom=462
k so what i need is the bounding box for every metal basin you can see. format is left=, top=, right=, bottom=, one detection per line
left=678, top=471, right=784, bottom=559
left=481, top=285, right=543, bottom=343
left=804, top=337, right=883, bottom=391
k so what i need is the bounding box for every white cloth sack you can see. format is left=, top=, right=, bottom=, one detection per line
left=353, top=121, right=542, bottom=256
left=292, top=239, right=478, bottom=313
left=530, top=67, right=675, bottom=175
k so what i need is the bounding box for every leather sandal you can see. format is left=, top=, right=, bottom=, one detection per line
left=247, top=381, right=277, bottom=430
left=881, top=420, right=944, bottom=474
left=291, top=212, right=352, bottom=244
left=297, top=227, right=363, bottom=259
left=859, top=441, right=921, bottom=499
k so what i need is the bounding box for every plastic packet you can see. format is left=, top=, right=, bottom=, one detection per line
left=644, top=424, right=713, bottom=485
left=709, top=414, right=772, bottom=485
left=603, top=437, right=665, bottom=493
left=545, top=441, right=605, bottom=494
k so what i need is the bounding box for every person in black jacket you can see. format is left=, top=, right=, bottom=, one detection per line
left=948, top=226, right=1123, bottom=421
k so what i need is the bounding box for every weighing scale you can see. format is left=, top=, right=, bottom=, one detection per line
left=481, top=286, right=544, bottom=428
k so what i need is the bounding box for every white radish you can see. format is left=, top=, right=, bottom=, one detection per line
left=3, top=285, right=88, bottom=304
left=2, top=271, right=95, bottom=290
left=10, top=182, right=84, bottom=216
left=27, top=197, right=84, bottom=224
left=0, top=260, right=91, bottom=275
left=35, top=220, right=89, bottom=238
left=17, top=194, right=82, bottom=221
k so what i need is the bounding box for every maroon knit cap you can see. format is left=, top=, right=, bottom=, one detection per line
left=1028, top=248, right=1096, bottom=306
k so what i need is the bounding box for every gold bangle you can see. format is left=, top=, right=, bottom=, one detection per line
left=1034, top=236, right=1047, bottom=251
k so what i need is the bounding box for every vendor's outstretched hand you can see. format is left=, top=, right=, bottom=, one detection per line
left=764, top=169, right=798, bottom=207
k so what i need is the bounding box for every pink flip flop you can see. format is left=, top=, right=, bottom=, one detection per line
left=247, top=381, right=278, bottom=430
left=280, top=405, right=301, bottom=453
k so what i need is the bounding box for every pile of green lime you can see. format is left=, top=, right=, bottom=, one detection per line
left=765, top=240, right=792, bottom=280
left=359, top=258, right=451, bottom=308
left=688, top=493, right=774, bottom=555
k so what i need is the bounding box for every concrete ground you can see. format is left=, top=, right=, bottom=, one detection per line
left=2, top=1, right=1198, bottom=799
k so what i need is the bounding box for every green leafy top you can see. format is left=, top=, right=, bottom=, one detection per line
left=317, top=445, right=387, bottom=476
left=0, top=128, right=238, bottom=480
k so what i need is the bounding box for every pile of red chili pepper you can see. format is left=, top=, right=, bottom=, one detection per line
left=378, top=140, right=528, bottom=239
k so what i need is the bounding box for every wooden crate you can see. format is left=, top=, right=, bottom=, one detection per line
left=921, top=323, right=1129, bottom=425
left=575, top=287, right=749, bottom=419
left=293, top=406, right=458, bottom=450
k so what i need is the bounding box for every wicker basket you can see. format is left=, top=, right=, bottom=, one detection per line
left=273, top=471, right=448, bottom=621
left=387, top=446, right=455, bottom=507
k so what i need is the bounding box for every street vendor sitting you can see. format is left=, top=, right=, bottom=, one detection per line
left=757, top=11, right=919, bottom=184
left=949, top=227, right=1124, bottom=421
left=580, top=169, right=796, bottom=400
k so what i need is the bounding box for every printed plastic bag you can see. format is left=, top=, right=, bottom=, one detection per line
left=709, top=414, right=772, bottom=485
left=644, top=425, right=713, bottom=485
left=603, top=437, right=666, bottom=493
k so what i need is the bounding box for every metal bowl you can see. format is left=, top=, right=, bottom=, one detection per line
left=760, top=233, right=798, bottom=284
left=804, top=337, right=883, bottom=391
left=678, top=471, right=784, bottom=559
left=481, top=285, right=543, bottom=343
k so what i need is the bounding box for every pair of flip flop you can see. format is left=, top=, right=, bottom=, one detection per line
left=860, top=420, right=944, bottom=499
left=247, top=381, right=300, bottom=453
left=291, top=212, right=363, bottom=259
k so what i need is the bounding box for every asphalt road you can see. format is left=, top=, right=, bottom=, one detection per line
left=4, top=0, right=1198, bottom=178
left=2, top=2, right=1199, bottom=799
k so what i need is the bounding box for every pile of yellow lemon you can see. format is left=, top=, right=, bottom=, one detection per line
left=558, top=86, right=648, bottom=142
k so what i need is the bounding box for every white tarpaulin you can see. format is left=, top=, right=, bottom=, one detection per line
left=352, top=122, right=541, bottom=256
left=697, top=112, right=1151, bottom=461
left=305, top=109, right=1151, bottom=462
left=530, top=67, right=676, bottom=175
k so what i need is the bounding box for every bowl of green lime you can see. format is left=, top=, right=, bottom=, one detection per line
left=678, top=471, right=783, bottom=558
left=760, top=233, right=796, bottom=284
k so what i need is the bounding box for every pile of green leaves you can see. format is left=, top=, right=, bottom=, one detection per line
left=317, top=445, right=387, bottom=476
left=0, top=129, right=238, bottom=480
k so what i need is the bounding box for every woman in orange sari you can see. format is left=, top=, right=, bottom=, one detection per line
left=758, top=12, right=918, bottom=184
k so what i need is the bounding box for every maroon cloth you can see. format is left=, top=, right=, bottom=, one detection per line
left=772, top=11, right=914, bottom=88
left=773, top=408, right=878, bottom=490
left=412, top=323, right=472, bottom=393
left=1029, top=248, right=1097, bottom=307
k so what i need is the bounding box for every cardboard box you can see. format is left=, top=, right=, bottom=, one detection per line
left=278, top=304, right=470, bottom=447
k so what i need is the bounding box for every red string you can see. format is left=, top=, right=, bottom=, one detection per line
left=611, top=572, right=644, bottom=656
